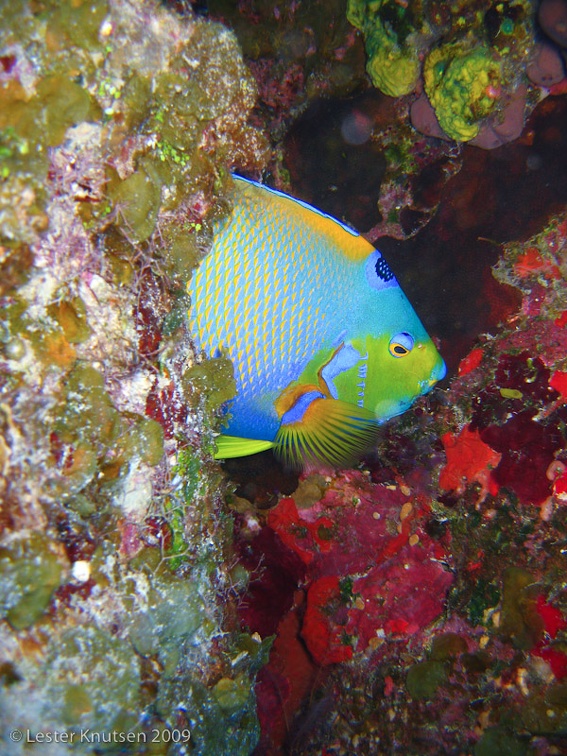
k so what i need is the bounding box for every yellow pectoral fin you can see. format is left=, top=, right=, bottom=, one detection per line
left=214, top=435, right=275, bottom=459
left=274, top=396, right=379, bottom=470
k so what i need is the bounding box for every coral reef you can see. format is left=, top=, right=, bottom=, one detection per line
left=232, top=470, right=453, bottom=753
left=423, top=40, right=502, bottom=142
left=229, top=208, right=567, bottom=754
left=208, top=0, right=367, bottom=147
left=346, top=0, right=430, bottom=97
left=0, top=1, right=270, bottom=753
left=3, top=2, right=567, bottom=755
left=348, top=0, right=553, bottom=149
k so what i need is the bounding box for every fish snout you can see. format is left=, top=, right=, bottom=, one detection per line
left=433, top=358, right=447, bottom=382
left=424, top=357, right=447, bottom=392
left=418, top=357, right=446, bottom=396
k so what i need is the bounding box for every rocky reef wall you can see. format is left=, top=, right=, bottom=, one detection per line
left=0, top=2, right=270, bottom=753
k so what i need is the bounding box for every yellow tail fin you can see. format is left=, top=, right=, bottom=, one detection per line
left=214, top=434, right=275, bottom=459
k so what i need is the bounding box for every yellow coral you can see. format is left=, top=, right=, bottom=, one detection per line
left=424, top=43, right=501, bottom=142
left=366, top=35, right=421, bottom=98
left=347, top=0, right=422, bottom=98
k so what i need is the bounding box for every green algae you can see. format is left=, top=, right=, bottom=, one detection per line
left=406, top=659, right=449, bottom=700
left=51, top=363, right=164, bottom=492
left=120, top=416, right=165, bottom=467
left=429, top=632, right=468, bottom=660
left=157, top=675, right=260, bottom=756
left=474, top=725, right=527, bottom=756
left=45, top=0, right=109, bottom=53
left=57, top=364, right=123, bottom=446
left=127, top=574, right=206, bottom=658
left=65, top=493, right=99, bottom=517
left=499, top=566, right=543, bottom=650
left=36, top=75, right=94, bottom=147
left=0, top=0, right=262, bottom=246
left=108, top=168, right=162, bottom=243
left=0, top=532, right=64, bottom=629
left=162, top=227, right=205, bottom=281
left=0, top=243, right=34, bottom=294
left=183, top=355, right=237, bottom=414
left=0, top=71, right=95, bottom=242
left=45, top=625, right=141, bottom=730
left=499, top=387, right=523, bottom=400
left=520, top=685, right=567, bottom=735
left=212, top=673, right=252, bottom=711
left=48, top=297, right=92, bottom=344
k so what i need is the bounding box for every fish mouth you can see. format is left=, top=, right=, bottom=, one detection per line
left=429, top=358, right=447, bottom=385
left=435, top=358, right=447, bottom=382
left=419, top=358, right=447, bottom=394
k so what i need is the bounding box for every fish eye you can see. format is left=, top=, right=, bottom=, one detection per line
left=365, top=250, right=397, bottom=290
left=389, top=332, right=414, bottom=357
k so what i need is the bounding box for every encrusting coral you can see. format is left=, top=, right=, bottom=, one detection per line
left=0, top=1, right=271, bottom=752
left=348, top=0, right=554, bottom=149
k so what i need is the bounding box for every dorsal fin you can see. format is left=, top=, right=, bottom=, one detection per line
left=231, top=175, right=376, bottom=261
left=232, top=174, right=360, bottom=239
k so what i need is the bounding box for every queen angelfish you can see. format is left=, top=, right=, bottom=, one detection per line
left=188, top=176, right=446, bottom=468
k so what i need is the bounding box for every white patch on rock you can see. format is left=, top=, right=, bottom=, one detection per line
left=116, top=459, right=153, bottom=519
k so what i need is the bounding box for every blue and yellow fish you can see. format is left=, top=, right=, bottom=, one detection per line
left=188, top=176, right=446, bottom=467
